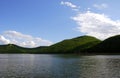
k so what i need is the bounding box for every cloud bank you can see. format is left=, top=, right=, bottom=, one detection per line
left=61, top=1, right=120, bottom=40
left=0, top=31, right=53, bottom=48
left=72, top=11, right=120, bottom=40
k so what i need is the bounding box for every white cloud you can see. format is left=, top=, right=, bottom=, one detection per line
left=61, top=1, right=120, bottom=40
left=93, top=3, right=108, bottom=9
left=0, top=30, right=53, bottom=48
left=4, top=31, right=33, bottom=40
left=72, top=11, right=120, bottom=40
left=61, top=1, right=79, bottom=11
left=0, top=35, right=10, bottom=44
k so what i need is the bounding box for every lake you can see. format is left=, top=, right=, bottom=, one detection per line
left=0, top=54, right=120, bottom=78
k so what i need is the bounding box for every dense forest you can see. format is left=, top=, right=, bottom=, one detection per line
left=0, top=35, right=120, bottom=54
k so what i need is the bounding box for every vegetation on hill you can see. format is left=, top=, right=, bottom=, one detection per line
left=0, top=44, right=27, bottom=53
left=1, top=35, right=120, bottom=54
left=33, top=36, right=101, bottom=53
left=0, top=35, right=101, bottom=54
left=85, top=35, right=120, bottom=54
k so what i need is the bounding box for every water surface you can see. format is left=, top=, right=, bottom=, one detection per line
left=0, top=54, right=120, bottom=78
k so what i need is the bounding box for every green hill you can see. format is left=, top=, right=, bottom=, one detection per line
left=0, top=35, right=101, bottom=54
left=85, top=35, right=120, bottom=54
left=34, top=36, right=101, bottom=54
left=0, top=44, right=27, bottom=53
left=1, top=35, right=120, bottom=54
left=0, top=44, right=48, bottom=53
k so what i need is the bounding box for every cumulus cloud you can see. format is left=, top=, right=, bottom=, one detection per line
left=72, top=11, right=120, bottom=40
left=93, top=3, right=108, bottom=9
left=61, top=1, right=120, bottom=40
left=0, top=30, right=53, bottom=48
left=61, top=1, right=79, bottom=11
left=0, top=35, right=10, bottom=44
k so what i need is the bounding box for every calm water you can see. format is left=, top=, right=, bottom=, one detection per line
left=0, top=54, right=120, bottom=78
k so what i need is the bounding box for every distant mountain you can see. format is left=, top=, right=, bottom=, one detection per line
left=0, top=44, right=27, bottom=53
left=0, top=36, right=101, bottom=54
left=0, top=44, right=48, bottom=53
left=85, top=35, right=120, bottom=54
left=2, top=35, right=120, bottom=54
left=35, top=36, right=101, bottom=54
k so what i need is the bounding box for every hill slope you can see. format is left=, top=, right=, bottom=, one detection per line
left=0, top=44, right=49, bottom=53
left=85, top=35, right=120, bottom=54
left=0, top=36, right=101, bottom=54
left=0, top=44, right=28, bottom=53
left=35, top=36, right=101, bottom=53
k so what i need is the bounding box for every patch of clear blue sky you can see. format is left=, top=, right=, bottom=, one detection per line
left=0, top=0, right=120, bottom=43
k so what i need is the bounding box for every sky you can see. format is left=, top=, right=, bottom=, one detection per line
left=0, top=0, right=120, bottom=47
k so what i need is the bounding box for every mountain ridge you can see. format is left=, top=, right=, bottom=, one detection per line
left=84, top=35, right=120, bottom=54
left=0, top=35, right=120, bottom=54
left=0, top=35, right=101, bottom=54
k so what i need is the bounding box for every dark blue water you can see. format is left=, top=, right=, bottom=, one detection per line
left=0, top=54, right=120, bottom=78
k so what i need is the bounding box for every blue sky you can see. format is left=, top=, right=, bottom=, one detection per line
left=0, top=0, right=120, bottom=47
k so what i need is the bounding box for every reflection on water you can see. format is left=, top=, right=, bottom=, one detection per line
left=0, top=54, right=120, bottom=78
